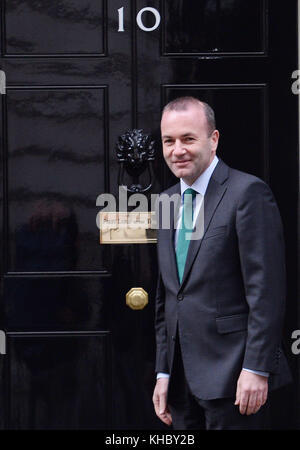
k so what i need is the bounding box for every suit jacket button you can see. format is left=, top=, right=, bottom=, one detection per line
left=177, top=294, right=184, bottom=301
left=172, top=336, right=175, bottom=341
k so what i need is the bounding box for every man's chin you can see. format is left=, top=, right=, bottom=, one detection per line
left=173, top=168, right=190, bottom=179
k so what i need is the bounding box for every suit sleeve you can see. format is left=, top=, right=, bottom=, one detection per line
left=235, top=179, right=286, bottom=373
left=154, top=271, right=169, bottom=374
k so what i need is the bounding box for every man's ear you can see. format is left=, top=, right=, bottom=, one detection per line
left=211, top=130, right=219, bottom=151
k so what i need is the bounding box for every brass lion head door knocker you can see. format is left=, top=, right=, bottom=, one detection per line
left=116, top=129, right=155, bottom=193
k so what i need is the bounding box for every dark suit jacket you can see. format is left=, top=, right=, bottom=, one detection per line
left=155, top=159, right=291, bottom=400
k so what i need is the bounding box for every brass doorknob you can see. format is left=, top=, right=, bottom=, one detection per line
left=126, top=287, right=148, bottom=310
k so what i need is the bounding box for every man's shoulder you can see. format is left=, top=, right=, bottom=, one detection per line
left=156, top=161, right=271, bottom=196
left=158, top=182, right=180, bottom=197
left=227, top=165, right=270, bottom=191
left=227, top=164, right=274, bottom=201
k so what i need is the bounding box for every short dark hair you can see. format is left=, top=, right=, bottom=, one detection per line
left=162, top=96, right=216, bottom=136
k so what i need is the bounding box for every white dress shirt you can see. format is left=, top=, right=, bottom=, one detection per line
left=174, top=155, right=219, bottom=245
left=157, top=156, right=269, bottom=379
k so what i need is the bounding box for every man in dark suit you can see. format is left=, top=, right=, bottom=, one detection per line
left=152, top=97, right=291, bottom=430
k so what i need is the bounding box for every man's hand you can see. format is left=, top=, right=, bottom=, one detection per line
left=235, top=369, right=268, bottom=415
left=152, top=378, right=172, bottom=426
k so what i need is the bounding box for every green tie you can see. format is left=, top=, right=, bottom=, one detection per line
left=176, top=188, right=196, bottom=283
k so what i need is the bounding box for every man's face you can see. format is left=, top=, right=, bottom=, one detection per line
left=161, top=104, right=219, bottom=185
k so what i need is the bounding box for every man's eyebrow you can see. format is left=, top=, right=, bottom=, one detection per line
left=162, top=132, right=196, bottom=139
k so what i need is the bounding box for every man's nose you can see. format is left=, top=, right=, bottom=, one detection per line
left=173, top=140, right=185, bottom=155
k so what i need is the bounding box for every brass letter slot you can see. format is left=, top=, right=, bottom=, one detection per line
left=99, top=212, right=157, bottom=244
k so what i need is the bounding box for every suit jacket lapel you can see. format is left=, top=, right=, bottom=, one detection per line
left=180, top=160, right=229, bottom=288
left=160, top=183, right=181, bottom=287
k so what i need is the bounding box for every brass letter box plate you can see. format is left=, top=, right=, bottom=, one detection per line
left=99, top=212, right=157, bottom=244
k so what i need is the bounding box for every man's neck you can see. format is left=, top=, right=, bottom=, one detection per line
left=180, top=155, right=219, bottom=196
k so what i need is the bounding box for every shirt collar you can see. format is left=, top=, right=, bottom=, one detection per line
left=180, top=155, right=219, bottom=196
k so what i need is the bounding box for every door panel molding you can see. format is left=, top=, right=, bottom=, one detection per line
left=2, top=0, right=108, bottom=58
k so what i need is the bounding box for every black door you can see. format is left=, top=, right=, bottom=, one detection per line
left=0, top=0, right=298, bottom=429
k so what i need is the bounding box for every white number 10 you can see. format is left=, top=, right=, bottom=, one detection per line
left=118, top=7, right=161, bottom=32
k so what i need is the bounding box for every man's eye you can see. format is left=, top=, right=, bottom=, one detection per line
left=185, top=137, right=194, bottom=141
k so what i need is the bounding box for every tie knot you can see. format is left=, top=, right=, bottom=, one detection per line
left=184, top=188, right=196, bottom=199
